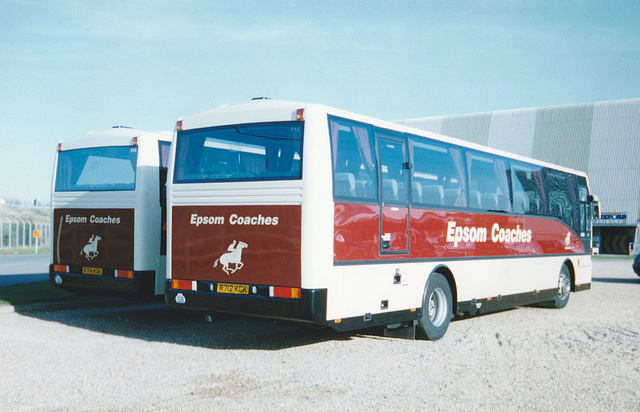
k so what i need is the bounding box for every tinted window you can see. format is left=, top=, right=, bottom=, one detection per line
left=511, top=161, right=545, bottom=215
left=511, top=161, right=580, bottom=233
left=578, top=176, right=589, bottom=234
left=466, top=151, right=511, bottom=212
left=174, top=122, right=303, bottom=183
left=410, top=138, right=467, bottom=208
left=55, top=146, right=137, bottom=191
left=544, top=168, right=578, bottom=232
left=159, top=140, right=171, bottom=190
left=377, top=129, right=408, bottom=205
left=328, top=116, right=378, bottom=202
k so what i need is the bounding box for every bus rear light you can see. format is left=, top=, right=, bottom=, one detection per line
left=270, top=286, right=301, bottom=299
left=53, top=265, right=68, bottom=273
left=296, top=108, right=304, bottom=120
left=171, top=279, right=196, bottom=291
left=57, top=142, right=63, bottom=152
left=115, top=270, right=134, bottom=279
left=176, top=120, right=183, bottom=131
left=132, top=136, right=138, bottom=146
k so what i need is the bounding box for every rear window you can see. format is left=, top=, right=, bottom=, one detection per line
left=55, top=146, right=138, bottom=191
left=173, top=121, right=303, bottom=183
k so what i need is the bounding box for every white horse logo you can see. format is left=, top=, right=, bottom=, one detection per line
left=214, top=240, right=248, bottom=275
left=80, top=235, right=101, bottom=261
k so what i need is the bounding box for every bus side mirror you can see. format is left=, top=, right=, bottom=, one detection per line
left=588, top=195, right=600, bottom=219
left=593, top=203, right=600, bottom=219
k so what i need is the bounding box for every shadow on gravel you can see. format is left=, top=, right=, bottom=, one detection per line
left=17, top=299, right=359, bottom=350
left=592, top=277, right=640, bottom=284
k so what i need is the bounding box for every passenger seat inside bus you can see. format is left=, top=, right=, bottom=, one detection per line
left=469, top=190, right=482, bottom=209
left=335, top=173, right=356, bottom=197
left=443, top=187, right=461, bottom=206
left=421, top=184, right=444, bottom=205
left=527, top=192, right=540, bottom=214
left=383, top=179, right=398, bottom=201
left=513, top=191, right=530, bottom=214
left=411, top=182, right=423, bottom=203
left=481, top=192, right=499, bottom=210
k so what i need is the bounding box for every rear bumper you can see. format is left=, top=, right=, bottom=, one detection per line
left=49, top=265, right=156, bottom=294
left=165, top=286, right=421, bottom=332
left=165, top=286, right=328, bottom=325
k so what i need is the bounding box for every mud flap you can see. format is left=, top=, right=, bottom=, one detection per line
left=383, top=320, right=418, bottom=339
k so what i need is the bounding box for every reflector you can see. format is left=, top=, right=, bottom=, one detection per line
left=115, top=270, right=134, bottom=279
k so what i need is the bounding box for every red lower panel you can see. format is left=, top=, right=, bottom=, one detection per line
left=334, top=203, right=585, bottom=262
left=380, top=205, right=409, bottom=253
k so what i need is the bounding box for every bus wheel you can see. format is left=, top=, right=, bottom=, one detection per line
left=552, top=264, right=571, bottom=309
left=417, top=273, right=452, bottom=341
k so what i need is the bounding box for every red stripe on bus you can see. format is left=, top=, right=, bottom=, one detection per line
left=333, top=203, right=585, bottom=262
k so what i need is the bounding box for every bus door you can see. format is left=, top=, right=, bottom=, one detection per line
left=578, top=175, right=599, bottom=252
left=376, top=129, right=410, bottom=254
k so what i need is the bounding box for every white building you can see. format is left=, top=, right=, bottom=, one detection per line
left=397, top=98, right=640, bottom=255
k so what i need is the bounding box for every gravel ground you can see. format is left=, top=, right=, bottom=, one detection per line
left=1, top=258, right=639, bottom=411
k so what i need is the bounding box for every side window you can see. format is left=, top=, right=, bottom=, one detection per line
left=544, top=169, right=579, bottom=233
left=158, top=141, right=171, bottom=195
left=409, top=138, right=467, bottom=208
left=466, top=151, right=511, bottom=212
left=328, top=116, right=377, bottom=202
left=158, top=141, right=171, bottom=256
left=376, top=129, right=408, bottom=206
left=511, top=162, right=546, bottom=215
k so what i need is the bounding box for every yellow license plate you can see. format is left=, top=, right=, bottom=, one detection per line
left=216, top=283, right=249, bottom=294
left=82, top=267, right=102, bottom=276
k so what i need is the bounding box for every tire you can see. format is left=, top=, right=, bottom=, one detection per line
left=552, top=264, right=572, bottom=309
left=417, top=273, right=452, bottom=341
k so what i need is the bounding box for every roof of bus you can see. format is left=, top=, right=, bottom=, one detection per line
left=179, top=99, right=587, bottom=178
left=178, top=98, right=307, bottom=131
left=58, top=127, right=171, bottom=151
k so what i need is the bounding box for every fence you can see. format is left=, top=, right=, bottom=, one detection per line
left=0, top=206, right=50, bottom=250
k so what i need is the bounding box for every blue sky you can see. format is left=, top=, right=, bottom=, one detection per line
left=1, top=0, right=639, bottom=204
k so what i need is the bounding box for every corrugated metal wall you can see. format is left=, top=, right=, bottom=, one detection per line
left=487, top=108, right=537, bottom=157
left=399, top=98, right=640, bottom=228
left=441, top=113, right=492, bottom=146
left=532, top=104, right=593, bottom=172
left=589, top=99, right=640, bottom=227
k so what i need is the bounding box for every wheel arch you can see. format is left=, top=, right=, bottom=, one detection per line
left=562, top=258, right=576, bottom=292
left=429, top=264, right=458, bottom=314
